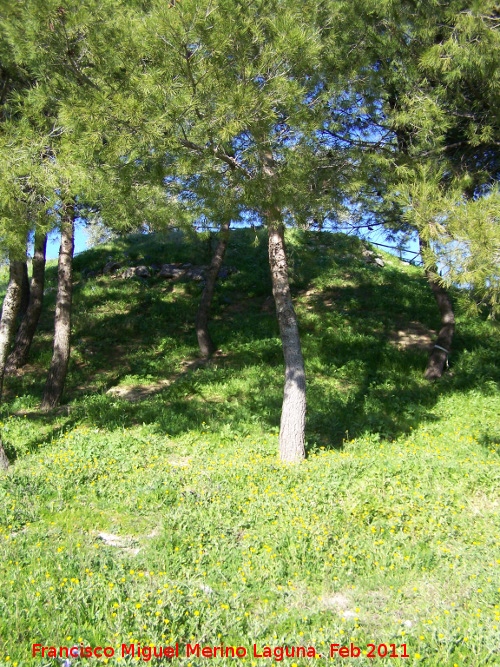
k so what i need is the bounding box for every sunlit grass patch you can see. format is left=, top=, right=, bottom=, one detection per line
left=0, top=230, right=499, bottom=665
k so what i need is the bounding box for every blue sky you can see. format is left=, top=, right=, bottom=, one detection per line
left=46, top=220, right=89, bottom=260
left=45, top=219, right=420, bottom=264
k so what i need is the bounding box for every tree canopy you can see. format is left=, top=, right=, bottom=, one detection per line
left=0, top=0, right=498, bottom=454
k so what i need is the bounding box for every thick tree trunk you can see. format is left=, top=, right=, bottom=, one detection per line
left=41, top=215, right=74, bottom=410
left=196, top=220, right=231, bottom=358
left=6, top=230, right=47, bottom=371
left=0, top=259, right=25, bottom=399
left=419, top=235, right=455, bottom=380
left=267, top=219, right=306, bottom=462
left=0, top=440, right=8, bottom=470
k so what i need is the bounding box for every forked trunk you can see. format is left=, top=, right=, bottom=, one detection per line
left=0, top=440, right=8, bottom=470
left=6, top=230, right=47, bottom=371
left=41, top=215, right=74, bottom=410
left=0, top=259, right=25, bottom=399
left=267, top=219, right=306, bottom=462
left=196, top=221, right=231, bottom=358
left=419, top=235, right=455, bottom=380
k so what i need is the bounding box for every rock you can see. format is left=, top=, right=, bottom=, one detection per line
left=98, top=532, right=140, bottom=556
left=362, top=249, right=384, bottom=267
left=218, top=265, right=238, bottom=280
left=158, top=263, right=186, bottom=279
left=185, top=267, right=206, bottom=281
left=103, top=261, right=121, bottom=275
left=135, top=266, right=151, bottom=278
left=81, top=268, right=98, bottom=280
left=157, top=263, right=208, bottom=282
left=119, top=267, right=137, bottom=279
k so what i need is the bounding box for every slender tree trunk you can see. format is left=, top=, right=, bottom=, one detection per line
left=267, top=217, right=306, bottom=462
left=41, top=215, right=74, bottom=410
left=419, top=235, right=455, bottom=380
left=19, top=261, right=30, bottom=319
left=196, top=220, right=231, bottom=358
left=6, top=230, right=47, bottom=371
left=0, top=259, right=25, bottom=399
left=0, top=440, right=8, bottom=470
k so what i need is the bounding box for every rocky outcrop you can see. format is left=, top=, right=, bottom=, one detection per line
left=362, top=248, right=385, bottom=267
left=83, top=260, right=238, bottom=283
left=103, top=261, right=121, bottom=275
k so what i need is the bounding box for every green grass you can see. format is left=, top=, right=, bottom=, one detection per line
left=0, top=229, right=499, bottom=666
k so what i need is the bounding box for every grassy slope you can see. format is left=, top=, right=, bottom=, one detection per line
left=0, top=229, right=499, bottom=666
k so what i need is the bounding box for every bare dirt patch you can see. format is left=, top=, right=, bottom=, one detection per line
left=388, top=321, right=436, bottom=351
left=320, top=592, right=353, bottom=615
left=106, top=353, right=228, bottom=402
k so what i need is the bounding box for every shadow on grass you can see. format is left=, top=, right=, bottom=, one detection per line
left=3, top=229, right=499, bottom=458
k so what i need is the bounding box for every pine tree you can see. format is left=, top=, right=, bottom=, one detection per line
left=77, top=0, right=362, bottom=461
left=0, top=258, right=25, bottom=398
left=6, top=228, right=48, bottom=371
left=1, top=0, right=167, bottom=404
left=353, top=0, right=500, bottom=374
left=41, top=208, right=75, bottom=410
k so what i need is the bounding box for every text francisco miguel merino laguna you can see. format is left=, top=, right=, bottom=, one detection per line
left=32, top=642, right=368, bottom=661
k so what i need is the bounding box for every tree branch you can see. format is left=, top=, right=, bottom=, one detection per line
left=179, top=138, right=251, bottom=176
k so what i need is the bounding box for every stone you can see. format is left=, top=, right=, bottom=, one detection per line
left=103, top=261, right=121, bottom=275
left=185, top=267, right=206, bottom=281
left=119, top=267, right=137, bottom=279
left=218, top=265, right=238, bottom=280
left=135, top=266, right=151, bottom=278
left=158, top=263, right=186, bottom=279
left=374, top=257, right=385, bottom=267
left=81, top=268, right=98, bottom=280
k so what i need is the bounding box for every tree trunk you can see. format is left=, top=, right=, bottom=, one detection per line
left=0, top=259, right=25, bottom=399
left=419, top=235, right=455, bottom=380
left=0, top=440, right=8, bottom=470
left=196, top=220, right=231, bottom=358
left=267, top=218, right=306, bottom=462
left=19, top=261, right=30, bottom=319
left=6, top=230, right=47, bottom=371
left=41, top=215, right=74, bottom=410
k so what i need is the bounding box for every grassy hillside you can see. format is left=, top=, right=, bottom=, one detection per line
left=0, top=229, right=499, bottom=666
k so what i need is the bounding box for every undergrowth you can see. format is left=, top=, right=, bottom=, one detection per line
left=0, top=229, right=499, bottom=666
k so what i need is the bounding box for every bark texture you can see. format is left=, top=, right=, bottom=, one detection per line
left=419, top=235, right=455, bottom=380
left=41, top=216, right=74, bottom=410
left=196, top=221, right=231, bottom=358
left=19, top=261, right=30, bottom=319
left=268, top=220, right=306, bottom=462
left=0, top=259, right=25, bottom=398
left=0, top=440, right=8, bottom=470
left=6, top=230, right=47, bottom=371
